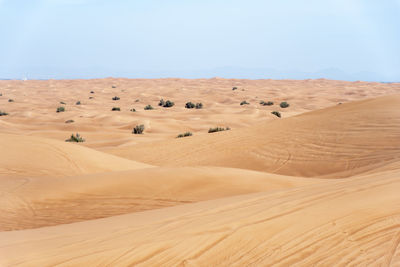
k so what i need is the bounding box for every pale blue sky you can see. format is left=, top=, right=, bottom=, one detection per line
left=0, top=0, right=399, bottom=81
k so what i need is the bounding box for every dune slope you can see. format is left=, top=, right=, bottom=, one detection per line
left=0, top=169, right=399, bottom=266
left=0, top=167, right=320, bottom=231
left=0, top=133, right=150, bottom=177
left=109, top=95, right=400, bottom=178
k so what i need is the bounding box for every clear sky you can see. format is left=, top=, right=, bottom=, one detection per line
left=0, top=0, right=399, bottom=81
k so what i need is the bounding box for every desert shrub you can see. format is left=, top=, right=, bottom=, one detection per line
left=112, top=96, right=120, bottom=101
left=232, top=87, right=238, bottom=90
left=260, top=100, right=274, bottom=106
left=271, top=111, right=281, bottom=118
left=112, top=85, right=117, bottom=88
left=76, top=101, right=81, bottom=105
left=280, top=101, right=289, bottom=108
left=65, top=119, right=74, bottom=123
left=144, top=105, right=154, bottom=110
left=0, top=93, right=2, bottom=96
left=195, top=103, right=203, bottom=109
left=56, top=106, right=65, bottom=113
left=130, top=108, right=136, bottom=112
left=208, top=127, right=230, bottom=133
left=185, top=102, right=195, bottom=109
left=0, top=110, right=8, bottom=116
left=135, top=99, right=140, bottom=102
left=65, top=133, right=85, bottom=142
left=177, top=132, right=193, bottom=138
left=8, top=99, right=14, bottom=102
left=158, top=99, right=165, bottom=106
left=163, top=100, right=174, bottom=107
left=111, top=107, right=120, bottom=111
left=132, top=124, right=145, bottom=134
left=240, top=100, right=249, bottom=105
left=60, top=101, right=66, bottom=105
left=89, top=96, right=94, bottom=99
left=90, top=91, right=94, bottom=94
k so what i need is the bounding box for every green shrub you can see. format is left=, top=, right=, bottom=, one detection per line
left=0, top=110, right=8, bottom=116
left=130, top=108, right=136, bottom=112
left=76, top=101, right=81, bottom=105
left=133, top=124, right=145, bottom=134
left=158, top=99, right=165, bottom=106
left=65, top=133, right=85, bottom=142
left=112, top=96, right=120, bottom=101
left=240, top=100, right=249, bottom=105
left=111, top=107, right=120, bottom=111
left=195, top=103, right=203, bottom=109
left=260, top=100, right=274, bottom=106
left=163, top=100, right=174, bottom=107
left=271, top=111, right=281, bottom=118
left=208, top=127, right=230, bottom=133
left=232, top=87, right=238, bottom=90
left=185, top=102, right=195, bottom=109
left=144, top=105, right=154, bottom=110
left=280, top=102, right=289, bottom=108
left=56, top=106, right=65, bottom=113
left=65, top=119, right=74, bottom=123
left=177, top=132, right=193, bottom=138
left=8, top=99, right=14, bottom=102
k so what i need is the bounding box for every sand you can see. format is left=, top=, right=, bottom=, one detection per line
left=0, top=78, right=399, bottom=266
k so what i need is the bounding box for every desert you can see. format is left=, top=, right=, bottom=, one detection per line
left=0, top=78, right=400, bottom=265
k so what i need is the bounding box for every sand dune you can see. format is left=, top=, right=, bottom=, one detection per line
left=0, top=169, right=399, bottom=266
left=0, top=78, right=400, bottom=266
left=0, top=167, right=320, bottom=231
left=0, top=133, right=150, bottom=177
left=109, top=94, right=400, bottom=178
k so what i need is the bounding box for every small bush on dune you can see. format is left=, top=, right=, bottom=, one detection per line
left=185, top=102, right=195, bottom=109
left=260, top=100, right=274, bottom=106
left=8, top=99, right=14, bottom=102
left=185, top=102, right=203, bottom=109
left=177, top=132, right=193, bottom=138
left=111, top=107, right=120, bottom=111
left=65, top=119, right=74, bottom=123
left=240, top=100, right=249, bottom=105
left=56, top=106, right=65, bottom=113
left=0, top=110, right=8, bottom=116
left=112, top=96, right=120, bottom=101
left=76, top=101, right=81, bottom=105
left=144, top=105, right=154, bottom=110
left=164, top=100, right=174, bottom=107
left=60, top=101, right=66, bottom=105
left=130, top=108, right=136, bottom=112
left=271, top=111, right=281, bottom=118
left=158, top=99, right=165, bottom=106
left=112, top=85, right=117, bottom=88
left=90, top=91, right=94, bottom=94
left=65, top=133, right=85, bottom=142
left=232, top=87, right=238, bottom=90
left=208, top=127, right=230, bottom=133
left=280, top=101, right=289, bottom=108
left=89, top=96, right=94, bottom=99
left=133, top=124, right=145, bottom=134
